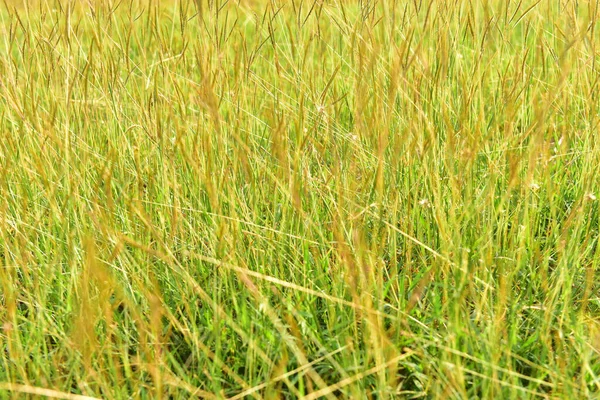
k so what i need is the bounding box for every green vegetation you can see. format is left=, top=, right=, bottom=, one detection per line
left=1, top=0, right=599, bottom=398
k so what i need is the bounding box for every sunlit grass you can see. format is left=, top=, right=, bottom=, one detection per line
left=0, top=0, right=599, bottom=398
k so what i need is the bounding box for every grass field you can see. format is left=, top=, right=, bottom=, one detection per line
left=1, top=0, right=599, bottom=398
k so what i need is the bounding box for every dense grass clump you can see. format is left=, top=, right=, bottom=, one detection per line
left=1, top=0, right=599, bottom=398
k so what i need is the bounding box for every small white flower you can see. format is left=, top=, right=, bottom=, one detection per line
left=259, top=301, right=268, bottom=312
left=530, top=183, right=540, bottom=191
left=586, top=192, right=597, bottom=201
left=418, top=199, right=431, bottom=208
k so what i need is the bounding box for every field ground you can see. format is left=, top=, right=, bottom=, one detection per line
left=1, top=0, right=600, bottom=398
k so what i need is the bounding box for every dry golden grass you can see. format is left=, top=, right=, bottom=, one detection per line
left=0, top=0, right=599, bottom=398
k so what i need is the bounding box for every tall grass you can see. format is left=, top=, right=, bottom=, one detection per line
left=0, top=0, right=599, bottom=398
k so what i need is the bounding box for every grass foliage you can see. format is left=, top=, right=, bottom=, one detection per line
left=1, top=0, right=600, bottom=398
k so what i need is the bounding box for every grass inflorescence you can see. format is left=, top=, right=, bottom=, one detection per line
left=0, top=0, right=599, bottom=398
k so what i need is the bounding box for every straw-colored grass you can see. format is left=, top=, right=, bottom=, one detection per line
left=1, top=0, right=599, bottom=398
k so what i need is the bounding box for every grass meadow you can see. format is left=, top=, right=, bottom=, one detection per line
left=1, top=0, right=600, bottom=398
